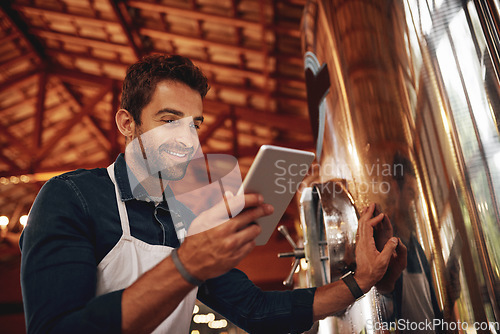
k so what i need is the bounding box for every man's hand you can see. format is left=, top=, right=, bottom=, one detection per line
left=178, top=193, right=273, bottom=282
left=375, top=238, right=407, bottom=294
left=369, top=207, right=408, bottom=294
left=354, top=203, right=400, bottom=293
left=372, top=203, right=393, bottom=252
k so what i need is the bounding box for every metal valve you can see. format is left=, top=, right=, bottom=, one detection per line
left=277, top=225, right=305, bottom=287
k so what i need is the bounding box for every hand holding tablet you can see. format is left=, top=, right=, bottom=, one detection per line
left=238, top=145, right=315, bottom=245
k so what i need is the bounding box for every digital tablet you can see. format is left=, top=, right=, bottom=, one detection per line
left=238, top=145, right=315, bottom=245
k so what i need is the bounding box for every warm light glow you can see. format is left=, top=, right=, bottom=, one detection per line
left=193, top=313, right=215, bottom=324
left=0, top=177, right=8, bottom=185
left=10, top=176, right=20, bottom=184
left=192, top=305, right=199, bottom=314
left=20, top=215, right=28, bottom=227
left=20, top=175, right=30, bottom=183
left=300, top=258, right=309, bottom=271
left=0, top=216, right=9, bottom=228
left=191, top=330, right=200, bottom=334
left=208, top=319, right=228, bottom=329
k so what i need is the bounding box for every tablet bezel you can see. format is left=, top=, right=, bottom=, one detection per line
left=238, top=145, right=315, bottom=245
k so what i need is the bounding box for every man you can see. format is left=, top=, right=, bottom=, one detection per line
left=20, top=54, right=404, bottom=333
left=379, top=153, right=446, bottom=333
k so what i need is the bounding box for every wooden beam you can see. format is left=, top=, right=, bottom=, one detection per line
left=0, top=31, right=20, bottom=45
left=48, top=64, right=114, bottom=87
left=32, top=29, right=133, bottom=54
left=0, top=121, right=35, bottom=158
left=127, top=0, right=301, bottom=38
left=230, top=106, right=239, bottom=157
left=193, top=59, right=268, bottom=82
left=0, top=97, right=37, bottom=118
left=56, top=79, right=112, bottom=151
left=46, top=48, right=278, bottom=84
left=33, top=82, right=113, bottom=165
left=234, top=106, right=310, bottom=133
left=34, top=71, right=46, bottom=149
left=108, top=0, right=143, bottom=59
left=12, top=4, right=121, bottom=28
left=0, top=70, right=39, bottom=93
left=0, top=52, right=36, bottom=73
left=199, top=111, right=230, bottom=144
left=203, top=99, right=310, bottom=133
left=0, top=151, right=21, bottom=171
left=127, top=0, right=262, bottom=30
left=140, top=28, right=264, bottom=58
left=0, top=3, right=46, bottom=63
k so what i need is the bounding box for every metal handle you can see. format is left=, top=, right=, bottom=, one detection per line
left=277, top=225, right=305, bottom=287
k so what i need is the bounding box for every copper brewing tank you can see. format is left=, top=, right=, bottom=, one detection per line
left=298, top=0, right=500, bottom=333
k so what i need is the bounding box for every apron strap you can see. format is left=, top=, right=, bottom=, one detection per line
left=107, top=163, right=131, bottom=237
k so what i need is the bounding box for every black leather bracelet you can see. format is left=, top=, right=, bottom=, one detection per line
left=341, top=271, right=364, bottom=300
left=171, top=248, right=204, bottom=286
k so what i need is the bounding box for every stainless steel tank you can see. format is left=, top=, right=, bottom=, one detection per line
left=298, top=0, right=500, bottom=332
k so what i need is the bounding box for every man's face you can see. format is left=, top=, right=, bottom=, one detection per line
left=131, top=80, right=204, bottom=181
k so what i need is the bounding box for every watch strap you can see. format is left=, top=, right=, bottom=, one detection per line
left=341, top=271, right=364, bottom=300
left=171, top=248, right=204, bottom=286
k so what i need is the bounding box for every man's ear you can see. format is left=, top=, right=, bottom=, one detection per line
left=116, top=109, right=136, bottom=141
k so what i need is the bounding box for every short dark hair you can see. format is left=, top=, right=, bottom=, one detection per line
left=393, top=151, right=416, bottom=190
left=120, top=54, right=209, bottom=125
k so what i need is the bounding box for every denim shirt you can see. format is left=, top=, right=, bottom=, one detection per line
left=20, top=154, right=316, bottom=333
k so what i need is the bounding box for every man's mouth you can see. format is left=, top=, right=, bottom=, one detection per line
left=159, top=144, right=193, bottom=160
left=165, top=149, right=187, bottom=158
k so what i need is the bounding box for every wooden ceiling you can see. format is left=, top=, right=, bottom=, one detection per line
left=0, top=0, right=313, bottom=227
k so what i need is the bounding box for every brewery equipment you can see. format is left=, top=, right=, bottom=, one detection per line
left=294, top=0, right=500, bottom=332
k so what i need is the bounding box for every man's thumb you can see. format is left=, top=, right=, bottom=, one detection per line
left=380, top=237, right=399, bottom=264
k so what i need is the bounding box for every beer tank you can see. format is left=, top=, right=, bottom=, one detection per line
left=295, top=0, right=500, bottom=332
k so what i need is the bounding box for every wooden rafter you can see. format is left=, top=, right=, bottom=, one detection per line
left=45, top=47, right=304, bottom=87
left=199, top=111, right=230, bottom=144
left=32, top=29, right=133, bottom=54
left=46, top=49, right=306, bottom=104
left=0, top=151, right=21, bottom=171
left=49, top=65, right=113, bottom=87
left=203, top=100, right=310, bottom=133
left=11, top=4, right=120, bottom=28
left=0, top=70, right=39, bottom=93
left=139, top=28, right=264, bottom=58
left=127, top=0, right=263, bottom=30
left=107, top=0, right=143, bottom=59
left=33, top=82, right=113, bottom=166
left=0, top=120, right=36, bottom=159
left=56, top=80, right=112, bottom=152
left=0, top=2, right=46, bottom=63
left=34, top=71, right=46, bottom=149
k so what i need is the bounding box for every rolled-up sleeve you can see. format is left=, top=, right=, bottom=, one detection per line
left=197, top=268, right=316, bottom=334
left=20, top=177, right=122, bottom=333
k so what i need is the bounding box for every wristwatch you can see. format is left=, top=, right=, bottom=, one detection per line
left=341, top=271, right=364, bottom=300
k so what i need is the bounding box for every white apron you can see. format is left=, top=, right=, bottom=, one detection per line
left=401, top=247, right=435, bottom=333
left=95, top=163, right=197, bottom=333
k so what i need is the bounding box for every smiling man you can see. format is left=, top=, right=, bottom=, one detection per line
left=20, top=54, right=405, bottom=333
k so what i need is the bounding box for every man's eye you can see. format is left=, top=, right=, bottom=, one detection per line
left=190, top=123, right=201, bottom=130
left=164, top=119, right=180, bottom=125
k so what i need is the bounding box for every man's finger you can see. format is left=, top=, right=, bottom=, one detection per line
left=395, top=238, right=408, bottom=267
left=359, top=204, right=378, bottom=240
left=229, top=204, right=273, bottom=232
left=369, top=213, right=385, bottom=227
left=232, top=222, right=261, bottom=247
left=379, top=237, right=399, bottom=266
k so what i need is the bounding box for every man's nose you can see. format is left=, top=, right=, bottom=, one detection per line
left=174, top=123, right=198, bottom=148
